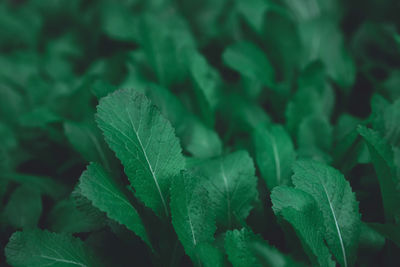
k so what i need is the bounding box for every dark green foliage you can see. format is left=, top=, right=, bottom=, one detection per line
left=1, top=0, right=399, bottom=266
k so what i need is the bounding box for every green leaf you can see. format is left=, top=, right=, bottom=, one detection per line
left=144, top=84, right=222, bottom=158
left=96, top=89, right=185, bottom=217
left=381, top=71, right=400, bottom=102
left=220, top=94, right=271, bottom=133
left=225, top=228, right=292, bottom=267
left=297, top=115, right=333, bottom=163
left=5, top=230, right=103, bottom=267
left=3, top=173, right=68, bottom=200
left=71, top=186, right=108, bottom=227
left=298, top=18, right=355, bottom=89
left=189, top=52, right=221, bottom=126
left=195, top=243, right=226, bottom=267
left=382, top=99, right=400, bottom=146
left=170, top=171, right=216, bottom=261
left=19, top=107, right=62, bottom=127
left=271, top=186, right=335, bottom=267
left=332, top=115, right=368, bottom=173
left=223, top=41, right=275, bottom=87
left=292, top=160, right=361, bottom=267
left=251, top=238, right=306, bottom=267
left=78, top=162, right=151, bottom=247
left=138, top=15, right=195, bottom=87
left=358, top=223, right=385, bottom=251
left=64, top=121, right=114, bottom=170
left=47, top=198, right=105, bottom=234
left=253, top=125, right=296, bottom=190
left=190, top=150, right=258, bottom=228
left=235, top=0, right=271, bottom=33
left=2, top=186, right=42, bottom=229
left=285, top=81, right=334, bottom=136
left=100, top=1, right=138, bottom=41
left=225, top=228, right=262, bottom=267
left=368, top=223, right=400, bottom=248
left=358, top=126, right=400, bottom=223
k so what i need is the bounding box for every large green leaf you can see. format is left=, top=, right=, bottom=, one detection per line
left=96, top=89, right=185, bottom=217
left=271, top=186, right=335, bottom=266
left=253, top=125, right=296, bottom=190
left=292, top=160, right=361, bottom=267
left=78, top=162, right=151, bottom=247
left=5, top=230, right=103, bottom=267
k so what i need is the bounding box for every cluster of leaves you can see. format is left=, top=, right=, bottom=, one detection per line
left=1, top=0, right=400, bottom=266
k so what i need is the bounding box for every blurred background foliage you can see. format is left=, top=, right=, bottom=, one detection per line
left=0, top=0, right=399, bottom=266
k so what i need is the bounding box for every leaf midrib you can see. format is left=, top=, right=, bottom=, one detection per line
left=267, top=131, right=281, bottom=186
left=320, top=181, right=347, bottom=267
left=126, top=106, right=169, bottom=216
left=220, top=160, right=232, bottom=227
left=40, top=255, right=87, bottom=267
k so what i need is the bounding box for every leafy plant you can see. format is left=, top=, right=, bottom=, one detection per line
left=1, top=0, right=400, bottom=266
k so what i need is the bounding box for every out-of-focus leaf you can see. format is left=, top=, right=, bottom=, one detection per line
left=64, top=120, right=115, bottom=171
left=223, top=41, right=275, bottom=87
left=47, top=198, right=105, bottom=234
left=138, top=14, right=195, bottom=87
left=189, top=52, right=221, bottom=126
left=369, top=223, right=400, bottom=248
left=143, top=85, right=222, bottom=158
left=358, top=126, right=400, bottom=223
left=297, top=115, right=333, bottom=163
left=4, top=173, right=68, bottom=200
left=298, top=18, right=355, bottom=89
left=253, top=125, right=296, bottom=190
left=2, top=186, right=42, bottom=229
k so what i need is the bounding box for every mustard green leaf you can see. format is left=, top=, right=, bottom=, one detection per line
left=96, top=89, right=185, bottom=217
left=78, top=162, right=151, bottom=247
left=271, top=186, right=335, bottom=267
left=224, top=228, right=264, bottom=267
left=170, top=171, right=216, bottom=261
left=225, top=228, right=302, bottom=267
left=292, top=160, right=361, bottom=267
left=190, top=150, right=258, bottom=228
left=5, top=230, right=103, bottom=267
